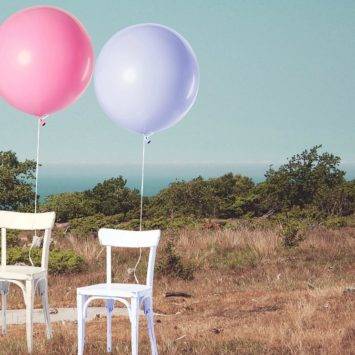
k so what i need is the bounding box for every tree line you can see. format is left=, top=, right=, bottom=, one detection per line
left=1, top=145, right=354, bottom=223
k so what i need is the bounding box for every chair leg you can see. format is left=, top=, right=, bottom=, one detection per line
left=106, top=299, right=114, bottom=352
left=130, top=297, right=139, bottom=355
left=0, top=281, right=9, bottom=336
left=38, top=279, right=52, bottom=339
left=144, top=298, right=158, bottom=355
left=25, top=279, right=34, bottom=353
left=1, top=292, right=6, bottom=336
left=77, top=294, right=86, bottom=355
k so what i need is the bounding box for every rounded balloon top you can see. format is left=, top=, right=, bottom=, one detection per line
left=0, top=6, right=94, bottom=117
left=94, top=23, right=199, bottom=135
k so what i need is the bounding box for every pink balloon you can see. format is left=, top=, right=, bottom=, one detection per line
left=0, top=6, right=93, bottom=117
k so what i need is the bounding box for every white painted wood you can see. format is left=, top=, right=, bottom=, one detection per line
left=1, top=228, right=6, bottom=267
left=99, top=228, right=160, bottom=248
left=77, top=283, right=151, bottom=298
left=106, top=299, right=114, bottom=352
left=0, top=211, right=55, bottom=230
left=131, top=297, right=139, bottom=355
left=106, top=246, right=112, bottom=284
left=77, top=228, right=160, bottom=354
left=38, top=279, right=52, bottom=339
left=41, top=229, right=52, bottom=270
left=144, top=297, right=158, bottom=355
left=147, top=247, right=157, bottom=287
left=1, top=282, right=8, bottom=335
left=77, top=294, right=85, bottom=355
left=0, top=210, right=55, bottom=352
left=0, top=266, right=46, bottom=280
left=25, top=279, right=34, bottom=353
left=1, top=293, right=6, bottom=335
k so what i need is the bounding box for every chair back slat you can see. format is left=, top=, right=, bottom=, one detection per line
left=1, top=228, right=6, bottom=266
left=98, top=228, right=161, bottom=286
left=106, top=246, right=112, bottom=284
left=41, top=229, right=52, bottom=270
left=98, top=228, right=160, bottom=248
left=0, top=211, right=55, bottom=230
left=146, top=247, right=157, bottom=287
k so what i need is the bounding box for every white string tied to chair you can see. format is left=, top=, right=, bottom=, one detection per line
left=29, top=116, right=48, bottom=266
left=132, top=134, right=151, bottom=284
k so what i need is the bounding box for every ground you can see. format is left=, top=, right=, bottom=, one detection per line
left=0, top=221, right=354, bottom=354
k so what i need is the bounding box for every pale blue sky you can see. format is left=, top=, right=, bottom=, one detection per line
left=1, top=0, right=354, bottom=173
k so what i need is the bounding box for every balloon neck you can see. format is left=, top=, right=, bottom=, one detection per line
left=144, top=134, right=152, bottom=144
left=38, top=115, right=49, bottom=127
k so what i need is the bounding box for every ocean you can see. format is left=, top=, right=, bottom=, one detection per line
left=37, top=163, right=355, bottom=199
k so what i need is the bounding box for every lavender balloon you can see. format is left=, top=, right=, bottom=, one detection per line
left=94, top=23, right=199, bottom=135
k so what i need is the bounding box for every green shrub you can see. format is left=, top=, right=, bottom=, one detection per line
left=48, top=249, right=85, bottom=274
left=324, top=216, right=347, bottom=229
left=156, top=238, right=195, bottom=280
left=0, top=151, right=36, bottom=211
left=70, top=214, right=200, bottom=237
left=226, top=248, right=258, bottom=269
left=69, top=214, right=125, bottom=236
left=42, top=192, right=96, bottom=222
left=281, top=206, right=325, bottom=223
left=88, top=176, right=140, bottom=216
left=6, top=247, right=85, bottom=274
left=121, top=216, right=199, bottom=231
left=279, top=220, right=306, bottom=248
left=213, top=246, right=258, bottom=270
left=5, top=230, right=20, bottom=248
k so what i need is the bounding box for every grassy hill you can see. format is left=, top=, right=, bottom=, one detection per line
left=1, top=217, right=354, bottom=354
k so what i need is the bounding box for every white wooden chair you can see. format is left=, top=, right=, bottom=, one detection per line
left=0, top=211, right=56, bottom=353
left=77, top=228, right=161, bottom=355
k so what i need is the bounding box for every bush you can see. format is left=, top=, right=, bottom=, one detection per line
left=0, top=151, right=36, bottom=211
left=42, top=192, right=95, bottom=222
left=324, top=216, right=347, bottom=229
left=4, top=230, right=20, bottom=248
left=120, top=216, right=199, bottom=231
left=148, top=174, right=256, bottom=219
left=69, top=213, right=125, bottom=236
left=48, top=249, right=85, bottom=274
left=281, top=206, right=325, bottom=223
left=6, top=247, right=85, bottom=274
left=279, top=220, right=306, bottom=248
left=314, top=182, right=354, bottom=216
left=69, top=214, right=200, bottom=237
left=261, top=146, right=348, bottom=215
left=88, top=177, right=140, bottom=217
left=213, top=246, right=258, bottom=270
left=156, top=238, right=195, bottom=280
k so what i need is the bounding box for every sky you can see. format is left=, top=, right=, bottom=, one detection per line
left=1, top=1, right=354, bottom=181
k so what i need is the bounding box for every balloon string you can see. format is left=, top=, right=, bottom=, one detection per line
left=139, top=135, right=146, bottom=232
left=133, top=135, right=148, bottom=284
left=34, top=115, right=47, bottom=219
left=29, top=118, right=42, bottom=266
left=30, top=116, right=47, bottom=267
left=34, top=118, right=41, bottom=216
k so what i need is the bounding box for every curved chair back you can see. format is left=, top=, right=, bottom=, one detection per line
left=98, top=228, right=161, bottom=287
left=0, top=211, right=56, bottom=270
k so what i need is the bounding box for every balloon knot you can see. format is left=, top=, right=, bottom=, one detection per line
left=39, top=115, right=49, bottom=127
left=144, top=135, right=152, bottom=144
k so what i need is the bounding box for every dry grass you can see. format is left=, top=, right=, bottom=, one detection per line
left=0, top=222, right=354, bottom=354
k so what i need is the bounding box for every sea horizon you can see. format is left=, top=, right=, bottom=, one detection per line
left=37, top=162, right=355, bottom=199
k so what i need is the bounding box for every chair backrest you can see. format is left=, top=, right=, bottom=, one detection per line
left=98, top=228, right=161, bottom=287
left=0, top=211, right=56, bottom=270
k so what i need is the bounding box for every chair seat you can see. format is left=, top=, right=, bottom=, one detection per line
left=0, top=265, right=46, bottom=281
left=77, top=283, right=152, bottom=298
